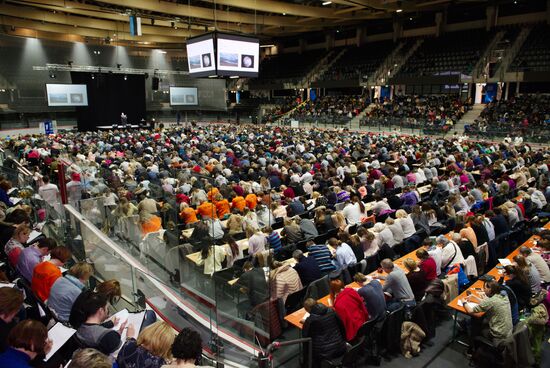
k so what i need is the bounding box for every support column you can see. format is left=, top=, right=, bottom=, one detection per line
left=325, top=32, right=335, bottom=50
left=486, top=6, right=497, bottom=31
left=299, top=38, right=306, bottom=54
left=356, top=26, right=367, bottom=47
left=516, top=81, right=520, bottom=95
left=392, top=15, right=403, bottom=42
left=435, top=12, right=444, bottom=37
left=504, top=82, right=510, bottom=100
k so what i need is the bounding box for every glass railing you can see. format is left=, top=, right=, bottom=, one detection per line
left=70, top=190, right=271, bottom=366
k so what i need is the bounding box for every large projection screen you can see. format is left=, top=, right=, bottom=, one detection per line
left=170, top=87, right=198, bottom=106
left=46, top=84, right=88, bottom=106
left=186, top=34, right=216, bottom=78
left=216, top=34, right=259, bottom=77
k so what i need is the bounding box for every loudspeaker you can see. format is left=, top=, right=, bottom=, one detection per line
left=152, top=77, right=159, bottom=90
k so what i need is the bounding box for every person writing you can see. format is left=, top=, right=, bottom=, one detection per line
left=0, top=320, right=52, bottom=367
left=70, top=291, right=135, bottom=355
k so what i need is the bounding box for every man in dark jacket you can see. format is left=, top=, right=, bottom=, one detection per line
left=302, top=298, right=347, bottom=363
left=292, top=250, right=322, bottom=286
left=237, top=262, right=268, bottom=318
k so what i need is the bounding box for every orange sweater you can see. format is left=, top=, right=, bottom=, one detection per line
left=32, top=261, right=62, bottom=301
left=197, top=202, right=218, bottom=219
left=232, top=196, right=246, bottom=212
left=215, top=199, right=231, bottom=218
left=245, top=194, right=258, bottom=210
left=180, top=207, right=198, bottom=224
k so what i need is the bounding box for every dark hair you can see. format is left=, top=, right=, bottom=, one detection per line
left=0, top=287, right=24, bottom=316
left=50, top=246, right=72, bottom=263
left=484, top=280, right=501, bottom=297
left=5, top=209, right=30, bottom=225
left=36, top=237, right=58, bottom=251
left=69, top=291, right=108, bottom=328
left=8, top=319, right=48, bottom=354
left=171, top=327, right=203, bottom=361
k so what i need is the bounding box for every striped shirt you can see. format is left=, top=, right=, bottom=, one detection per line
left=267, top=231, right=283, bottom=254
left=307, top=244, right=336, bottom=272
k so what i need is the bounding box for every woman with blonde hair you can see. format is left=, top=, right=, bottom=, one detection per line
left=4, top=223, right=30, bottom=266
left=117, top=321, right=176, bottom=368
left=395, top=209, right=416, bottom=238
left=331, top=211, right=347, bottom=232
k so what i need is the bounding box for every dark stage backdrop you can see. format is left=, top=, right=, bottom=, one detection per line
left=71, top=72, right=146, bottom=131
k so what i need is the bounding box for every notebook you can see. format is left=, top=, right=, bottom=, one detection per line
left=45, top=322, right=76, bottom=361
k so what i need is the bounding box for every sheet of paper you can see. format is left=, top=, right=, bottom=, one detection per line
left=38, top=304, right=46, bottom=318
left=111, top=309, right=129, bottom=331
left=28, top=230, right=43, bottom=244
left=7, top=187, right=17, bottom=195
left=113, top=311, right=145, bottom=356
left=498, top=258, right=512, bottom=266
left=45, top=322, right=76, bottom=361
left=300, top=312, right=310, bottom=323
left=10, top=197, right=21, bottom=205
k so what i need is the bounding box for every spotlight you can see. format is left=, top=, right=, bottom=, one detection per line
left=91, top=74, right=95, bottom=79
left=117, top=63, right=122, bottom=69
left=49, top=72, right=56, bottom=79
left=124, top=75, right=127, bottom=80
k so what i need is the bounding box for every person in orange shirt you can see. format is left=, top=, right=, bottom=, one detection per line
left=214, top=194, right=231, bottom=219
left=140, top=212, right=163, bottom=235
left=245, top=193, right=258, bottom=210
left=205, top=185, right=220, bottom=202
left=32, top=246, right=72, bottom=301
left=179, top=203, right=199, bottom=225
left=231, top=195, right=246, bottom=213
left=197, top=200, right=218, bottom=219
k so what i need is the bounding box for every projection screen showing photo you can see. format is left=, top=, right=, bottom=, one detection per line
left=46, top=84, right=88, bottom=107
left=186, top=34, right=216, bottom=77
left=216, top=34, right=259, bottom=77
left=169, top=87, right=199, bottom=106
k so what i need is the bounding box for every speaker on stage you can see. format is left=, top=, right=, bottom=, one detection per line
left=152, top=77, right=159, bottom=91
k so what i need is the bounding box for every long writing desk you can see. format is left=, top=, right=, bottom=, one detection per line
left=447, top=221, right=550, bottom=342
left=284, top=244, right=422, bottom=329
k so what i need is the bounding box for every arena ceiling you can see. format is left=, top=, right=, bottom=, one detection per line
left=0, top=0, right=537, bottom=47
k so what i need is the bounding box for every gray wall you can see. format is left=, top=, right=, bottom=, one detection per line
left=0, top=33, right=227, bottom=128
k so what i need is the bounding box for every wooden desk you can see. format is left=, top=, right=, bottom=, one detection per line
left=447, top=235, right=540, bottom=316
left=418, top=185, right=432, bottom=195
left=284, top=246, right=422, bottom=329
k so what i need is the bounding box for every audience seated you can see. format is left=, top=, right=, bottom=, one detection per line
left=301, top=297, right=347, bottom=362
left=0, top=319, right=51, bottom=368
left=161, top=327, right=211, bottom=368
left=68, top=348, right=112, bottom=368
left=117, top=321, right=175, bottom=368
left=329, top=279, right=369, bottom=342
left=0, top=287, right=24, bottom=352
left=31, top=245, right=72, bottom=302
left=47, top=262, right=94, bottom=322
left=70, top=290, right=134, bottom=355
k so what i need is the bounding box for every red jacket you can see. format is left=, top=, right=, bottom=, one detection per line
left=333, top=288, right=369, bottom=341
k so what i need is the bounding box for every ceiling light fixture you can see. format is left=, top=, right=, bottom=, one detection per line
left=396, top=9, right=403, bottom=13
left=260, top=44, right=275, bottom=48
left=322, top=1, right=332, bottom=5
